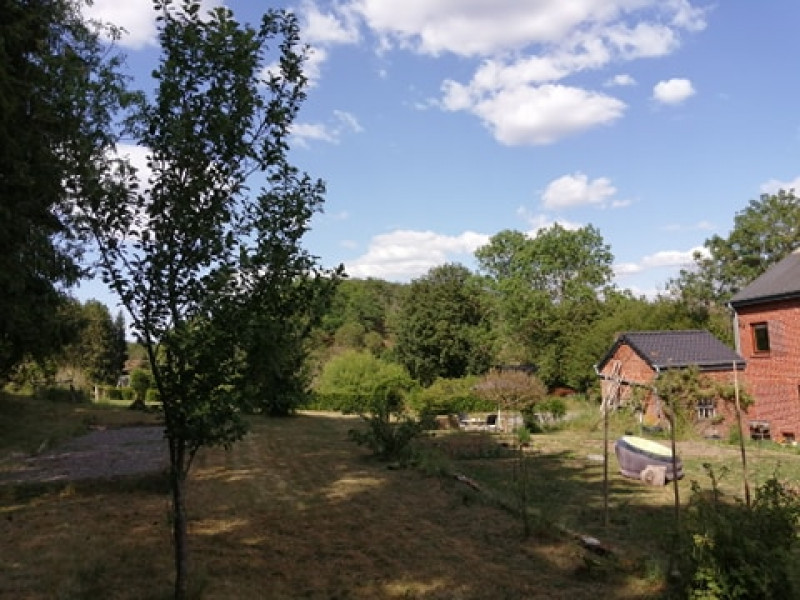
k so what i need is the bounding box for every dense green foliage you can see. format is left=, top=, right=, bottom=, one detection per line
left=670, top=190, right=800, bottom=306
left=674, top=467, right=800, bottom=599
left=76, top=2, right=337, bottom=596
left=393, top=263, right=493, bottom=386
left=0, top=0, right=133, bottom=380
left=346, top=369, right=427, bottom=464
left=60, top=300, right=127, bottom=385
left=316, top=350, right=414, bottom=413
left=406, top=376, right=494, bottom=415
left=476, top=225, right=614, bottom=388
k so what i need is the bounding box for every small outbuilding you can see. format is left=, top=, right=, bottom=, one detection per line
left=595, top=330, right=746, bottom=435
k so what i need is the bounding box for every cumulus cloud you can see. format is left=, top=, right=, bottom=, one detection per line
left=300, top=1, right=360, bottom=46
left=349, top=0, right=705, bottom=58
left=342, top=0, right=707, bottom=145
left=653, top=78, right=696, bottom=105
left=443, top=83, right=625, bottom=146
left=541, top=172, right=618, bottom=209
left=344, top=229, right=489, bottom=280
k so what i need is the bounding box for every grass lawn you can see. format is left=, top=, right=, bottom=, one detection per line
left=2, top=395, right=800, bottom=598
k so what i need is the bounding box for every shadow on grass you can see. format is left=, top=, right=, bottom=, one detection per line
left=3, top=410, right=731, bottom=599
left=169, top=416, right=673, bottom=599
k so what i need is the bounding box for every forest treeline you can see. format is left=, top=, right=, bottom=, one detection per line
left=12, top=188, right=800, bottom=408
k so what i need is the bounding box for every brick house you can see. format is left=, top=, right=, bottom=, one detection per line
left=595, top=330, right=746, bottom=435
left=729, top=249, right=800, bottom=442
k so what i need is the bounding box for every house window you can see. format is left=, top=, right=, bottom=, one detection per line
left=752, top=322, right=770, bottom=353
left=696, top=397, right=716, bottom=420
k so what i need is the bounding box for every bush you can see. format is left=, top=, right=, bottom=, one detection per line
left=347, top=381, right=429, bottom=465
left=672, top=464, right=800, bottom=599
left=315, top=351, right=415, bottom=414
left=302, top=392, right=375, bottom=413
left=145, top=388, right=161, bottom=404
left=406, top=376, right=495, bottom=415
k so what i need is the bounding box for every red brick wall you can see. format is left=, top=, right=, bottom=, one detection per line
left=735, top=300, right=800, bottom=441
left=601, top=343, right=742, bottom=435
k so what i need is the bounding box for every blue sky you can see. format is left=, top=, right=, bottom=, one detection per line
left=75, top=0, right=800, bottom=311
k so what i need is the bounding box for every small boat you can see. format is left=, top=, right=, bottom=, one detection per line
left=614, top=435, right=683, bottom=482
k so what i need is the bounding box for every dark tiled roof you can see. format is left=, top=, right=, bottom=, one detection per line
left=729, top=249, right=800, bottom=307
left=597, top=330, right=745, bottom=372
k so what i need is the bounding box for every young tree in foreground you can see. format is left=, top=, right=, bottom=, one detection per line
left=79, top=2, right=338, bottom=597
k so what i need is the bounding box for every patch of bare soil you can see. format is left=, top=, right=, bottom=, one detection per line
left=0, top=426, right=168, bottom=485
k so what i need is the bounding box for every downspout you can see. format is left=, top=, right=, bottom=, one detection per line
left=728, top=302, right=741, bottom=354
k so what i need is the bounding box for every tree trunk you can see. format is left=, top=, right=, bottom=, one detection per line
left=169, top=437, right=189, bottom=600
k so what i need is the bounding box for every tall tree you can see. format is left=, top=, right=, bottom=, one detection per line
left=393, top=263, right=493, bottom=386
left=669, top=190, right=800, bottom=306
left=0, top=0, right=132, bottom=380
left=476, top=224, right=614, bottom=389
left=64, top=300, right=125, bottom=385
left=77, top=2, right=337, bottom=597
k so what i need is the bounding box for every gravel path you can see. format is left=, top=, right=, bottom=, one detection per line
left=0, top=426, right=169, bottom=485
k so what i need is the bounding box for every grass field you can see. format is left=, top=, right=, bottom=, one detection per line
left=2, top=394, right=800, bottom=599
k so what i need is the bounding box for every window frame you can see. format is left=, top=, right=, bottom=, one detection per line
left=696, top=397, right=716, bottom=420
left=751, top=322, right=771, bottom=354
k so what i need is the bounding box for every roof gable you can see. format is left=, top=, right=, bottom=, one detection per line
left=597, top=330, right=745, bottom=372
left=729, top=249, right=800, bottom=307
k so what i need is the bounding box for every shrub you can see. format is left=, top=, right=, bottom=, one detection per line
left=316, top=351, right=415, bottom=414
left=672, top=464, right=800, bottom=599
left=347, top=381, right=428, bottom=465
left=129, top=369, right=154, bottom=407
left=145, top=388, right=161, bottom=404
left=521, top=396, right=567, bottom=432
left=406, top=376, right=494, bottom=415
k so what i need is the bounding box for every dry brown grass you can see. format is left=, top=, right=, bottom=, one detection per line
left=3, top=402, right=800, bottom=599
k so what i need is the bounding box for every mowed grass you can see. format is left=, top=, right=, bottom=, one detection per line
left=2, top=395, right=800, bottom=598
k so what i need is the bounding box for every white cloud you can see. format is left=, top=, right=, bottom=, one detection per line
left=300, top=1, right=360, bottom=46
left=344, top=229, right=489, bottom=280
left=83, top=0, right=220, bottom=49
left=349, top=0, right=696, bottom=58
left=606, top=73, right=636, bottom=87
left=343, top=0, right=705, bottom=144
left=291, top=110, right=363, bottom=147
left=653, top=78, right=696, bottom=105
left=291, top=122, right=338, bottom=147
left=515, top=209, right=583, bottom=235
left=333, top=110, right=364, bottom=133
left=444, top=83, right=625, bottom=146
left=760, top=177, right=800, bottom=195
left=605, top=22, right=679, bottom=59
left=541, top=172, right=618, bottom=209
left=614, top=246, right=707, bottom=279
